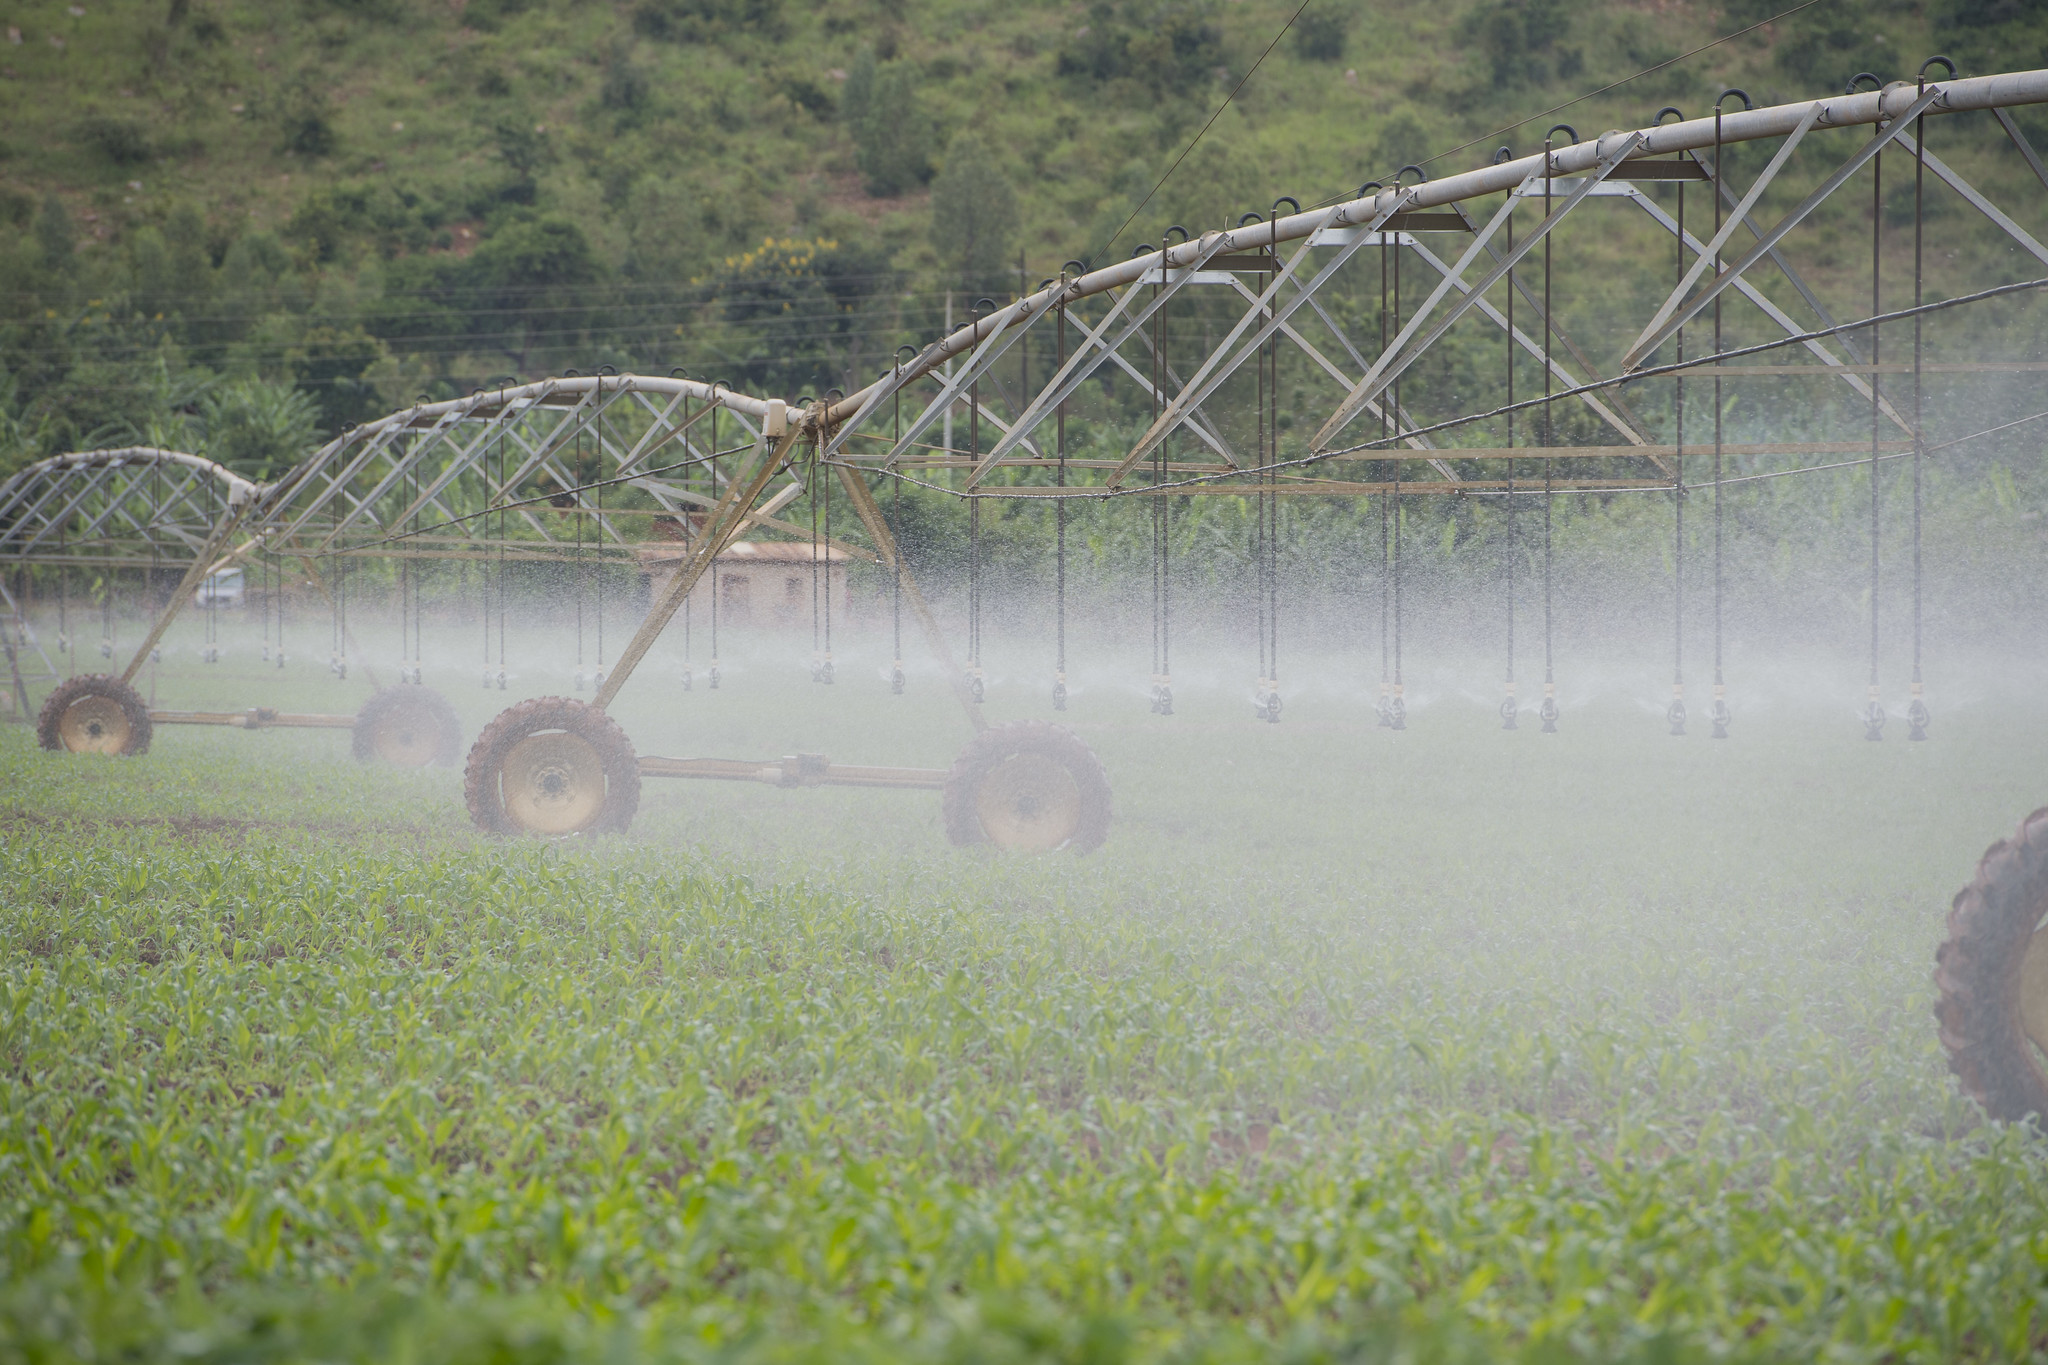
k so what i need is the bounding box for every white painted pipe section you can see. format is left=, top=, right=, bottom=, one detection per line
left=263, top=373, right=777, bottom=508
left=0, top=448, right=261, bottom=508
left=823, top=67, right=2048, bottom=429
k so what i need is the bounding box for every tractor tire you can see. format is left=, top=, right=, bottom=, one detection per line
left=36, top=673, right=153, bottom=756
left=1935, top=806, right=2048, bottom=1121
left=942, top=720, right=1111, bottom=854
left=353, top=686, right=463, bottom=767
left=463, top=696, right=640, bottom=836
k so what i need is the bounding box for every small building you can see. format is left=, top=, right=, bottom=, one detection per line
left=636, top=539, right=849, bottom=630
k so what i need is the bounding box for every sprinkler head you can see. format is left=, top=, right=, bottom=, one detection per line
left=1863, top=699, right=1886, bottom=741
left=276, top=651, right=286, bottom=669
left=482, top=670, right=494, bottom=690
left=970, top=674, right=985, bottom=704
left=1156, top=682, right=1174, bottom=717
left=1539, top=695, right=1559, bottom=733
left=495, top=669, right=506, bottom=691
left=1667, top=696, right=1687, bottom=736
left=100, top=639, right=112, bottom=659
left=891, top=663, right=906, bottom=696
left=1500, top=695, right=1518, bottom=730
left=1375, top=691, right=1394, bottom=728
left=1908, top=694, right=1930, bottom=742
left=681, top=667, right=693, bottom=692
left=708, top=664, right=721, bottom=690
left=820, top=658, right=834, bottom=685
left=1050, top=676, right=1065, bottom=711
left=1388, top=695, right=1404, bottom=731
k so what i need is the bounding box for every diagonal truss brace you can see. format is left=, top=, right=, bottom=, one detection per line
left=1620, top=186, right=1914, bottom=435
left=1623, top=87, right=1944, bottom=369
left=965, top=231, right=1241, bottom=479
left=1313, top=133, right=1645, bottom=452
left=1100, top=203, right=1366, bottom=485
left=1894, top=128, right=2048, bottom=267
left=1627, top=103, right=1824, bottom=365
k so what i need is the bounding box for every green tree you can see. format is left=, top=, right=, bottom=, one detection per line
left=930, top=132, right=1017, bottom=298
left=1056, top=0, right=1224, bottom=97
left=851, top=61, right=934, bottom=197
left=439, top=217, right=606, bottom=373
left=702, top=237, right=892, bottom=395
left=1293, top=6, right=1348, bottom=61
left=198, top=377, right=321, bottom=479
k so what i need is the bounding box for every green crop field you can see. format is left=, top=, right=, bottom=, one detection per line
left=4, top=639, right=2047, bottom=1363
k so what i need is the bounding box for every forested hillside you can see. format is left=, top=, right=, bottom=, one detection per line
left=0, top=0, right=2044, bottom=472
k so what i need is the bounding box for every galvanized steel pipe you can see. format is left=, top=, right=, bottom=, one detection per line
left=823, top=68, right=2048, bottom=429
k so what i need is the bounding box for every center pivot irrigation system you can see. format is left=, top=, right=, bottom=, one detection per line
left=11, top=68, right=2048, bottom=1115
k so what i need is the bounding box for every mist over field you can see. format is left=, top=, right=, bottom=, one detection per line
left=9, top=562, right=2048, bottom=1364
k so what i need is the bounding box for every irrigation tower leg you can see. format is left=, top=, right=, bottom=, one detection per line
left=118, top=503, right=250, bottom=687
left=834, top=461, right=988, bottom=734
left=593, top=405, right=800, bottom=714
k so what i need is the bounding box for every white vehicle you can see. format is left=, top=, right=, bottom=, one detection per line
left=195, top=566, right=244, bottom=607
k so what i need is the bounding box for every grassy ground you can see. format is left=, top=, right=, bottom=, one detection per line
left=4, top=623, right=2048, bottom=1362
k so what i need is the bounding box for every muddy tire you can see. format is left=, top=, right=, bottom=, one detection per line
left=1935, top=806, right=2048, bottom=1121
left=942, top=720, right=1111, bottom=854
left=463, top=696, right=640, bottom=836
left=36, top=674, right=152, bottom=756
left=353, top=686, right=462, bottom=767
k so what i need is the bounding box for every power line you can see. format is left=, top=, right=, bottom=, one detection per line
left=1089, top=0, right=1319, bottom=267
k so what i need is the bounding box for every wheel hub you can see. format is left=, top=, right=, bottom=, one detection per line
left=369, top=709, right=436, bottom=766
left=57, top=695, right=132, bottom=755
left=500, top=730, right=606, bottom=834
left=976, top=753, right=1082, bottom=853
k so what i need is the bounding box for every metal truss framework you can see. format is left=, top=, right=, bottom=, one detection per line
left=0, top=449, right=259, bottom=569
left=806, top=68, right=2048, bottom=499
left=5, top=69, right=2048, bottom=720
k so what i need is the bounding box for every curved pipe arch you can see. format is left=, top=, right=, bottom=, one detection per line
left=2, top=447, right=262, bottom=509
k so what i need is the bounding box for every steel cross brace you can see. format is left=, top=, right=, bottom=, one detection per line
left=1213, top=272, right=1465, bottom=483
left=1893, top=128, right=2048, bottom=267
left=1313, top=132, right=1646, bottom=452
left=1105, top=203, right=1364, bottom=483
left=968, top=230, right=1242, bottom=478
left=1397, top=236, right=1665, bottom=473
left=1623, top=86, right=1944, bottom=369
left=827, top=290, right=1060, bottom=466
left=1621, top=185, right=1915, bottom=434
left=1994, top=107, right=2048, bottom=194
left=1628, top=102, right=1826, bottom=363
